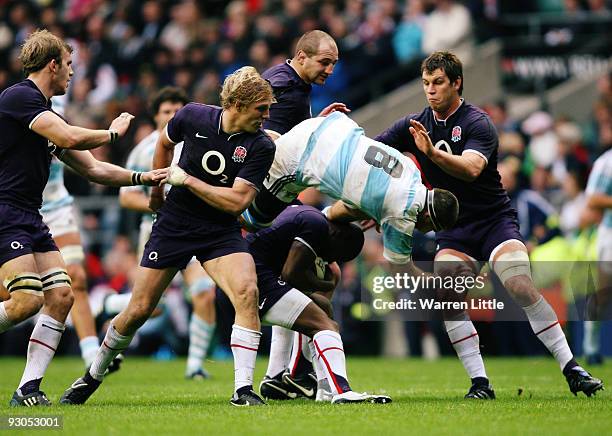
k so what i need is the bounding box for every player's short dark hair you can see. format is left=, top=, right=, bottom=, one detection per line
left=150, top=86, right=189, bottom=116
left=328, top=221, right=365, bottom=262
left=19, top=29, right=73, bottom=76
left=295, top=30, right=336, bottom=57
left=421, top=51, right=463, bottom=95
left=430, top=188, right=459, bottom=231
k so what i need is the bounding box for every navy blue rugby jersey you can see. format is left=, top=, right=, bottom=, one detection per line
left=262, top=61, right=312, bottom=135
left=247, top=204, right=330, bottom=273
left=0, top=79, right=61, bottom=211
left=165, top=103, right=275, bottom=222
left=375, top=101, right=511, bottom=225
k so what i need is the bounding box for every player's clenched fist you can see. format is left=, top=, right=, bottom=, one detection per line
left=163, top=165, right=189, bottom=186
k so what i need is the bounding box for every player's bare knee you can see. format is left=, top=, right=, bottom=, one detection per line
left=44, top=286, right=74, bottom=314
left=504, top=275, right=539, bottom=306
left=491, top=249, right=535, bottom=305
left=2, top=272, right=44, bottom=319
left=233, top=282, right=259, bottom=312
left=14, top=294, right=44, bottom=321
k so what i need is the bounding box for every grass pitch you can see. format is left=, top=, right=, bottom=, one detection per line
left=0, top=356, right=609, bottom=435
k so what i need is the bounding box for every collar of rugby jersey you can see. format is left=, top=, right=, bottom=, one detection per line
left=217, top=109, right=245, bottom=141
left=432, top=98, right=465, bottom=127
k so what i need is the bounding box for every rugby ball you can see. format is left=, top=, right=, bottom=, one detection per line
left=314, top=256, right=327, bottom=279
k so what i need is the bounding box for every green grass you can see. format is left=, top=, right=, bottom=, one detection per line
left=0, top=356, right=609, bottom=435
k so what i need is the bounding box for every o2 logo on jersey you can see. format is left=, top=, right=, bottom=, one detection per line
left=10, top=241, right=24, bottom=250
left=434, top=140, right=453, bottom=154
left=201, top=151, right=229, bottom=183
left=232, top=146, right=247, bottom=163
left=47, top=140, right=57, bottom=153
left=451, top=126, right=462, bottom=142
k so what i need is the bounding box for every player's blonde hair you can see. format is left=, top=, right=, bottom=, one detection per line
left=220, top=66, right=274, bottom=110
left=19, top=29, right=73, bottom=76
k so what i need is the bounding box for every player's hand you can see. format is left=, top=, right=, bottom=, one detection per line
left=149, top=186, right=165, bottom=211
left=318, top=102, right=351, bottom=117
left=162, top=165, right=189, bottom=187
left=360, top=219, right=380, bottom=233
left=325, top=262, right=342, bottom=288
left=108, top=112, right=135, bottom=137
left=141, top=168, right=169, bottom=186
left=409, top=119, right=435, bottom=158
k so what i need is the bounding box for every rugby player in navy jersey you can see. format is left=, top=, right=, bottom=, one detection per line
left=252, top=30, right=350, bottom=400
left=218, top=205, right=391, bottom=404
left=375, top=51, right=603, bottom=398
left=61, top=66, right=276, bottom=407
left=0, top=30, right=167, bottom=407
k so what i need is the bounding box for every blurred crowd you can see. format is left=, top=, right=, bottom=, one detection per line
left=0, top=0, right=611, bottom=359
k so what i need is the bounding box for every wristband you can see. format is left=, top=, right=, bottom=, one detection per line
left=109, top=129, right=119, bottom=144
left=131, top=171, right=143, bottom=185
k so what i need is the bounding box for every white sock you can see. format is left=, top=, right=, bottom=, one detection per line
left=312, top=330, right=350, bottom=394
left=104, top=293, right=132, bottom=316
left=0, top=302, right=13, bottom=334
left=18, top=314, right=65, bottom=390
left=89, top=324, right=133, bottom=381
left=301, top=332, right=312, bottom=362
left=230, top=324, right=261, bottom=392
left=288, top=332, right=311, bottom=376
left=523, top=296, right=573, bottom=371
left=583, top=321, right=601, bottom=356
left=265, top=326, right=294, bottom=377
left=308, top=340, right=329, bottom=388
left=445, top=312, right=487, bottom=380
left=79, top=336, right=100, bottom=367
left=186, top=314, right=215, bottom=375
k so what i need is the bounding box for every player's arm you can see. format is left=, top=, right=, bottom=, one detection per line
left=119, top=189, right=152, bottom=213
left=281, top=240, right=338, bottom=293
left=324, top=200, right=372, bottom=222
left=149, top=127, right=177, bottom=211
left=164, top=165, right=257, bottom=216
left=59, top=149, right=167, bottom=187
left=264, top=129, right=281, bottom=141
left=586, top=193, right=612, bottom=211
left=31, top=111, right=134, bottom=150
left=408, top=119, right=486, bottom=182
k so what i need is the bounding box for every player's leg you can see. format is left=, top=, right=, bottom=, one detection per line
left=282, top=290, right=334, bottom=399
left=54, top=230, right=99, bottom=368
left=60, top=266, right=178, bottom=405
left=491, top=239, right=603, bottom=396
left=435, top=249, right=494, bottom=399
left=0, top=255, right=44, bottom=333
left=11, top=251, right=73, bottom=406
left=584, top=232, right=612, bottom=364
left=265, top=290, right=391, bottom=404
left=183, top=261, right=216, bottom=379
left=203, top=252, right=263, bottom=405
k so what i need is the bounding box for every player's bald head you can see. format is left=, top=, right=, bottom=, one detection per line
left=295, top=30, right=337, bottom=57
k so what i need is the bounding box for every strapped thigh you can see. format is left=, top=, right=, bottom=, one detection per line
left=3, top=272, right=43, bottom=296
left=40, top=267, right=72, bottom=292
left=489, top=239, right=532, bottom=285
left=59, top=244, right=85, bottom=265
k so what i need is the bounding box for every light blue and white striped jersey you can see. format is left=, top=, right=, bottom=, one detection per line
left=586, top=149, right=612, bottom=229
left=41, top=95, right=73, bottom=213
left=274, top=111, right=427, bottom=225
